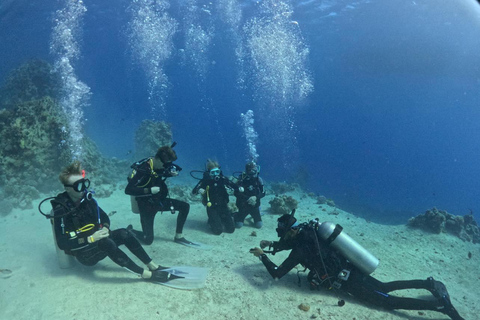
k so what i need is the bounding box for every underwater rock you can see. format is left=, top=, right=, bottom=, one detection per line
left=298, top=303, right=310, bottom=311
left=269, top=195, right=298, bottom=215
left=408, top=208, right=480, bottom=244
left=316, top=195, right=336, bottom=207
left=134, top=120, right=173, bottom=160
left=316, top=195, right=327, bottom=204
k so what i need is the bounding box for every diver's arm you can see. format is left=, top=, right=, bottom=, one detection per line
left=192, top=179, right=206, bottom=194
left=98, top=206, right=110, bottom=229
left=224, top=177, right=238, bottom=191
left=257, top=177, right=266, bottom=199
left=259, top=250, right=301, bottom=279
left=52, top=205, right=91, bottom=251
left=125, top=171, right=154, bottom=196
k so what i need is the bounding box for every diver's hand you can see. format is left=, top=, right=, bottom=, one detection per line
left=249, top=247, right=264, bottom=257
left=260, top=240, right=272, bottom=249
left=198, top=188, right=206, bottom=195
left=238, top=187, right=244, bottom=193
left=247, top=196, right=257, bottom=205
left=151, top=187, right=160, bottom=194
left=90, top=228, right=109, bottom=243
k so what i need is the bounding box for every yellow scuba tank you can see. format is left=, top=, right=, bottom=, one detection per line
left=317, top=221, right=379, bottom=275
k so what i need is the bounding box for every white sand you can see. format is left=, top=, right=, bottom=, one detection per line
left=0, top=188, right=478, bottom=320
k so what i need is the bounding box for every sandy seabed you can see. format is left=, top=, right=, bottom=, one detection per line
left=1, top=187, right=478, bottom=320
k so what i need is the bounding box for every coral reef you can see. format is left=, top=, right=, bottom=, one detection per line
left=269, top=195, right=298, bottom=215
left=316, top=195, right=336, bottom=207
left=0, top=60, right=128, bottom=212
left=134, top=120, right=173, bottom=159
left=0, top=96, right=72, bottom=209
left=0, top=59, right=61, bottom=109
left=408, top=208, right=480, bottom=244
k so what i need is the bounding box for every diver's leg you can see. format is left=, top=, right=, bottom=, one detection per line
left=207, top=207, right=223, bottom=235
left=344, top=272, right=465, bottom=320
left=110, top=228, right=152, bottom=264
left=97, top=237, right=145, bottom=274
left=138, top=209, right=156, bottom=245
left=250, top=207, right=263, bottom=228
left=221, top=206, right=235, bottom=234
left=234, top=204, right=248, bottom=228
left=378, top=277, right=464, bottom=320
left=169, top=198, right=190, bottom=234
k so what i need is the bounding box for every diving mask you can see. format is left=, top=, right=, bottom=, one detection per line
left=209, top=168, right=221, bottom=178
left=64, top=178, right=91, bottom=192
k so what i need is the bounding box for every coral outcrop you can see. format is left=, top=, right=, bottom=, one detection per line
left=0, top=59, right=60, bottom=109
left=408, top=207, right=480, bottom=244
left=269, top=195, right=298, bottom=215
left=0, top=60, right=128, bottom=213
left=134, top=120, right=172, bottom=159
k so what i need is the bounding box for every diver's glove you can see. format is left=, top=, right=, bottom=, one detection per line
left=247, top=196, right=257, bottom=205
left=151, top=187, right=160, bottom=194
left=249, top=247, right=264, bottom=257
left=198, top=188, right=206, bottom=195
left=89, top=228, right=109, bottom=243
left=259, top=240, right=272, bottom=249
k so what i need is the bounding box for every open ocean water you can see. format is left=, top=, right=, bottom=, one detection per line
left=1, top=0, right=480, bottom=224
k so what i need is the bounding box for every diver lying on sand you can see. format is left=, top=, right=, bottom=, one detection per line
left=250, top=210, right=465, bottom=320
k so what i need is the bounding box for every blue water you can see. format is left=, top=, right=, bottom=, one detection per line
left=1, top=0, right=480, bottom=223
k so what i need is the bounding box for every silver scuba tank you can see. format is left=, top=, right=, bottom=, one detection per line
left=317, top=221, right=379, bottom=275
left=130, top=196, right=140, bottom=214
left=50, top=211, right=76, bottom=269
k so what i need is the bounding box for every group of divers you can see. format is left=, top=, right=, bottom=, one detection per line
left=38, top=143, right=465, bottom=320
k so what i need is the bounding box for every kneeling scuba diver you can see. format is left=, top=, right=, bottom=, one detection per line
left=249, top=210, right=465, bottom=320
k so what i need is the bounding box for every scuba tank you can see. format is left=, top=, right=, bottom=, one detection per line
left=317, top=221, right=379, bottom=275
left=130, top=196, right=140, bottom=214
left=49, top=210, right=76, bottom=269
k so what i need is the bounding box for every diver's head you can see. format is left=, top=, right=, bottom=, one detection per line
left=245, top=161, right=259, bottom=178
left=154, top=145, right=177, bottom=168
left=276, top=211, right=298, bottom=238
left=60, top=161, right=90, bottom=202
left=206, top=159, right=221, bottom=180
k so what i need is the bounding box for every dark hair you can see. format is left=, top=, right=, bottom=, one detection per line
left=155, top=146, right=177, bottom=163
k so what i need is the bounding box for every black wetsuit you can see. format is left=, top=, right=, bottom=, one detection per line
left=259, top=223, right=464, bottom=320
left=234, top=174, right=265, bottom=225
left=192, top=173, right=236, bottom=235
left=125, top=158, right=190, bottom=245
left=51, top=192, right=152, bottom=274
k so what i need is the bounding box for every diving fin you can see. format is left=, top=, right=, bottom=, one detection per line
left=156, top=266, right=208, bottom=290
left=174, top=237, right=210, bottom=250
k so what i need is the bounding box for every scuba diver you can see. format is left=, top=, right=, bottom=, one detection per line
left=192, top=159, right=237, bottom=235
left=249, top=210, right=465, bottom=320
left=233, top=161, right=265, bottom=229
left=125, top=143, right=196, bottom=247
left=43, top=161, right=169, bottom=283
